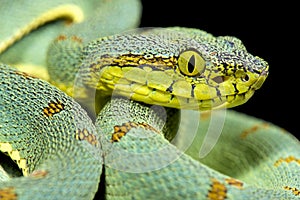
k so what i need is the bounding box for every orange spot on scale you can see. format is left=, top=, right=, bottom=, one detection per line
left=55, top=35, right=82, bottom=43
left=200, top=111, right=211, bottom=121
left=225, top=178, right=244, bottom=189
left=30, top=170, right=48, bottom=178
left=0, top=187, right=17, bottom=200
left=70, top=35, right=82, bottom=43
left=75, top=128, right=99, bottom=147
left=207, top=178, right=227, bottom=200
left=274, top=156, right=300, bottom=167
left=43, top=100, right=64, bottom=117
left=283, top=186, right=300, bottom=196
left=240, top=122, right=269, bottom=139
left=110, top=122, right=160, bottom=142
left=55, top=35, right=67, bottom=41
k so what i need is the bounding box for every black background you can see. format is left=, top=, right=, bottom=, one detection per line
left=139, top=1, right=299, bottom=139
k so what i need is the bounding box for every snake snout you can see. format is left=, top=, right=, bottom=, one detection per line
left=251, top=69, right=269, bottom=90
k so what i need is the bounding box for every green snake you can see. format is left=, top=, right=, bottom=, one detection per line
left=0, top=1, right=299, bottom=199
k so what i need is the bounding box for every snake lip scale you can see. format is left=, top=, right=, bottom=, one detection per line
left=95, top=66, right=268, bottom=110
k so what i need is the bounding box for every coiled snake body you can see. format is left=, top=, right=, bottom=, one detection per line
left=0, top=1, right=299, bottom=199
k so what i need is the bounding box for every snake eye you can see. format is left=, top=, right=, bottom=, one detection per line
left=178, top=50, right=206, bottom=76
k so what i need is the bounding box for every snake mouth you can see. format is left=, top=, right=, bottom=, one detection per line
left=214, top=69, right=269, bottom=110
left=96, top=71, right=268, bottom=111
left=103, top=83, right=256, bottom=111
left=92, top=65, right=269, bottom=111
left=166, top=68, right=269, bottom=110
left=213, top=90, right=255, bottom=110
left=214, top=69, right=269, bottom=109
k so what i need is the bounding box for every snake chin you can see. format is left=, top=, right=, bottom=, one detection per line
left=213, top=69, right=269, bottom=110
left=103, top=86, right=256, bottom=111
left=218, top=90, right=256, bottom=110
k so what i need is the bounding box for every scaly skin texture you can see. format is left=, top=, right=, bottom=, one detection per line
left=0, top=1, right=299, bottom=200
left=98, top=98, right=300, bottom=199
left=0, top=64, right=102, bottom=199
left=74, top=27, right=268, bottom=111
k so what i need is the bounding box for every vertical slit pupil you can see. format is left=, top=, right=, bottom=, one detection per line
left=188, top=55, right=196, bottom=73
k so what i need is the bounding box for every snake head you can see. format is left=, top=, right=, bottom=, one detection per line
left=194, top=34, right=270, bottom=109
left=79, top=27, right=269, bottom=110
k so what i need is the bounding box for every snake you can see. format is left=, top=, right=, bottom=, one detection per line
left=0, top=0, right=299, bottom=199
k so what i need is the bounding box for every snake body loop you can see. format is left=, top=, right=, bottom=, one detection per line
left=0, top=64, right=102, bottom=199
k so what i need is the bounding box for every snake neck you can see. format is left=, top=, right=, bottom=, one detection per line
left=96, top=97, right=180, bottom=143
